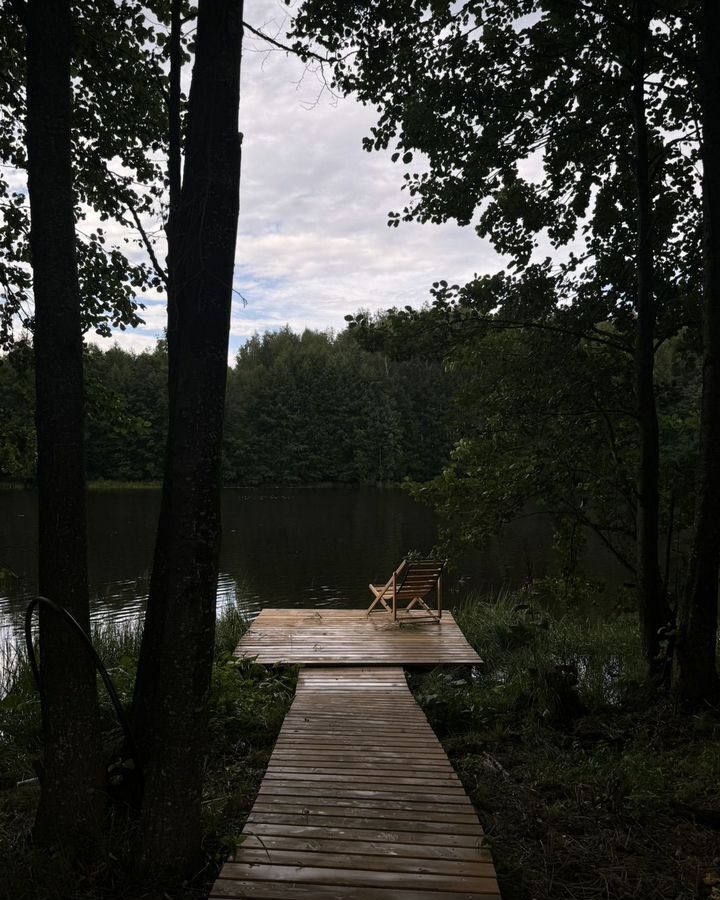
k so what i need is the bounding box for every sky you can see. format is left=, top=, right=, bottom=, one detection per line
left=91, top=0, right=506, bottom=361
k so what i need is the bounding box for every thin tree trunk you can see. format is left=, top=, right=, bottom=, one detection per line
left=673, top=0, right=720, bottom=704
left=165, top=0, right=181, bottom=383
left=131, top=0, right=184, bottom=692
left=132, top=0, right=243, bottom=878
left=23, top=0, right=104, bottom=847
left=629, top=0, right=666, bottom=671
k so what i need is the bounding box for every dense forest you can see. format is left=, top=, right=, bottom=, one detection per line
left=0, top=325, right=454, bottom=484
left=1, top=301, right=705, bottom=606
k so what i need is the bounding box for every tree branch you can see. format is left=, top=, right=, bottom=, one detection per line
left=126, top=204, right=167, bottom=288
left=560, top=501, right=637, bottom=574
left=485, top=316, right=634, bottom=354
left=243, top=20, right=334, bottom=64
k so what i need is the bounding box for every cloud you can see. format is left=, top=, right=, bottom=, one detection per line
left=6, top=2, right=574, bottom=364
left=91, top=330, right=160, bottom=354
left=77, top=1, right=525, bottom=361
left=102, top=0, right=505, bottom=358
left=219, top=2, right=508, bottom=352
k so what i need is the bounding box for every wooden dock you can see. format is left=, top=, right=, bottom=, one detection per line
left=233, top=608, right=482, bottom=666
left=211, top=667, right=501, bottom=900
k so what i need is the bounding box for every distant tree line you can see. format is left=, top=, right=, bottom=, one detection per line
left=0, top=325, right=455, bottom=485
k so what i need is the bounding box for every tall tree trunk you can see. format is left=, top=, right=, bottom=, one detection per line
left=23, top=0, right=104, bottom=847
left=132, top=0, right=243, bottom=878
left=673, top=0, right=720, bottom=704
left=629, top=0, right=666, bottom=671
left=165, top=0, right=181, bottom=383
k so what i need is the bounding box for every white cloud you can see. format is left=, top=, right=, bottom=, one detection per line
left=91, top=330, right=160, bottom=354
left=7, top=2, right=578, bottom=363
left=112, top=0, right=506, bottom=358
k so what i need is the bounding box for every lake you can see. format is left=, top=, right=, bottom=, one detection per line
left=0, top=485, right=624, bottom=638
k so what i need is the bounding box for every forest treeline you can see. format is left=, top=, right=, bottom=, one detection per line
left=0, top=308, right=704, bottom=593
left=0, top=325, right=454, bottom=485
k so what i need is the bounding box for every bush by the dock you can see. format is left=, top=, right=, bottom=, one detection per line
left=0, top=605, right=296, bottom=900
left=409, top=591, right=720, bottom=900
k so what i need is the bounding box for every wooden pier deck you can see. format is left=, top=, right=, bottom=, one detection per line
left=233, top=608, right=482, bottom=666
left=211, top=667, right=501, bottom=900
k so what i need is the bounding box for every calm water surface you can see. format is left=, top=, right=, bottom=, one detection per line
left=0, top=485, right=621, bottom=638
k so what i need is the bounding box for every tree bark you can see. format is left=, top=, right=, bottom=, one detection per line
left=673, top=0, right=720, bottom=704
left=132, top=0, right=244, bottom=878
left=23, top=0, right=104, bottom=848
left=165, top=0, right=181, bottom=387
left=629, top=0, right=666, bottom=672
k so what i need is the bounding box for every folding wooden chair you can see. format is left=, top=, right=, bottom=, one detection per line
left=367, top=558, right=446, bottom=623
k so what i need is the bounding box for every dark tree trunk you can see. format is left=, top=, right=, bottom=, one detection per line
left=165, top=0, right=181, bottom=383
left=629, top=0, right=666, bottom=671
left=23, top=0, right=104, bottom=847
left=673, top=0, right=720, bottom=704
left=132, top=0, right=243, bottom=878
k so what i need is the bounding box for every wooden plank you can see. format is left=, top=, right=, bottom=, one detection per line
left=233, top=609, right=481, bottom=666
left=253, top=797, right=476, bottom=816
left=262, top=761, right=455, bottom=774
left=265, top=767, right=457, bottom=790
left=246, top=812, right=484, bottom=835
left=245, top=822, right=488, bottom=848
left=233, top=847, right=494, bottom=877
left=250, top=803, right=481, bottom=825
left=211, top=879, right=500, bottom=900
left=257, top=785, right=472, bottom=806
left=236, top=833, right=493, bottom=862
left=268, top=747, right=450, bottom=767
left=218, top=862, right=500, bottom=893
left=208, top=666, right=502, bottom=900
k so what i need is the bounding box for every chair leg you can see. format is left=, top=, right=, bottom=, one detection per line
left=410, top=596, right=441, bottom=623
left=368, top=593, right=392, bottom=615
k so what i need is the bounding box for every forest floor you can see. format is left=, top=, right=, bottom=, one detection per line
left=0, top=608, right=295, bottom=900
left=410, top=593, right=720, bottom=900
left=0, top=592, right=719, bottom=899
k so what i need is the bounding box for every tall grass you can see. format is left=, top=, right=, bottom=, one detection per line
left=0, top=637, right=28, bottom=699
left=457, top=589, right=646, bottom=708
left=411, top=589, right=647, bottom=738
left=215, top=600, right=251, bottom=657
left=1, top=598, right=251, bottom=700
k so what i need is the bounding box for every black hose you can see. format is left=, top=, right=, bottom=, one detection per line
left=24, top=595, right=140, bottom=772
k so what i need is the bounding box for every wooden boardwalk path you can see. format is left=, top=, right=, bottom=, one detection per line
left=234, top=608, right=482, bottom=666
left=211, top=667, right=501, bottom=900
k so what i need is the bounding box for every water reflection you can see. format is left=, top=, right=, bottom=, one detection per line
left=1, top=486, right=440, bottom=636
left=0, top=485, right=625, bottom=639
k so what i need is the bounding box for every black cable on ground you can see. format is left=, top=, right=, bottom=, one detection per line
left=24, top=595, right=141, bottom=773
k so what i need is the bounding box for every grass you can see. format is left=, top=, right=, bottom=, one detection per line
left=3, top=589, right=720, bottom=899
left=0, top=602, right=296, bottom=900
left=0, top=637, right=28, bottom=699
left=408, top=590, right=720, bottom=900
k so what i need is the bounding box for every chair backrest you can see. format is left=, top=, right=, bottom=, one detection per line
left=395, top=559, right=446, bottom=599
